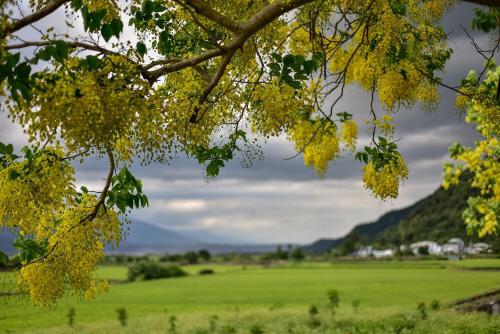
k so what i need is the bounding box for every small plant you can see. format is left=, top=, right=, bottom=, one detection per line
left=309, top=305, right=318, bottom=317
left=220, top=324, right=237, bottom=334
left=417, top=302, right=428, bottom=320
left=390, top=314, right=416, bottom=334
left=352, top=300, right=360, bottom=312
left=168, top=315, right=177, bottom=334
left=307, top=305, right=321, bottom=328
left=430, top=300, right=440, bottom=310
left=116, top=307, right=127, bottom=327
left=327, top=289, right=340, bottom=316
left=67, top=307, right=76, bottom=327
left=209, top=315, right=219, bottom=332
left=250, top=323, right=265, bottom=334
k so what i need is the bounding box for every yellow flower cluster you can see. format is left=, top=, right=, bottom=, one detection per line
left=0, top=148, right=121, bottom=307
left=8, top=56, right=166, bottom=162
left=444, top=138, right=499, bottom=236
left=444, top=65, right=499, bottom=237
left=341, top=120, right=358, bottom=151
left=289, top=120, right=340, bottom=176
left=374, top=114, right=395, bottom=136
left=0, top=147, right=75, bottom=235
left=362, top=155, right=409, bottom=200
left=17, top=194, right=120, bottom=307
left=250, top=80, right=312, bottom=137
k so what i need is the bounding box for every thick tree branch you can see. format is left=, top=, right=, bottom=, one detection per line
left=5, top=40, right=118, bottom=55
left=147, top=0, right=314, bottom=80
left=175, top=0, right=242, bottom=32
left=2, top=0, right=69, bottom=37
left=190, top=48, right=237, bottom=122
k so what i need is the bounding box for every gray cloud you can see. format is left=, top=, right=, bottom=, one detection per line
left=0, top=2, right=495, bottom=243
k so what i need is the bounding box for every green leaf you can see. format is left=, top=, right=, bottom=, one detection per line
left=6, top=53, right=20, bottom=67
left=101, top=23, right=113, bottom=42
left=136, top=42, right=147, bottom=56
left=85, top=55, right=102, bottom=70
left=116, top=198, right=127, bottom=213
left=54, top=40, right=69, bottom=60
left=110, top=18, right=124, bottom=38
left=70, top=0, right=83, bottom=10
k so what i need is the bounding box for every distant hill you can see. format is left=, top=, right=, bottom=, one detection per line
left=122, top=220, right=199, bottom=245
left=303, top=177, right=498, bottom=254
left=1, top=220, right=279, bottom=256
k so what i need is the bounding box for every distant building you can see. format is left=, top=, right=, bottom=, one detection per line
left=372, top=249, right=395, bottom=258
left=356, top=246, right=373, bottom=258
left=409, top=241, right=442, bottom=255
left=442, top=238, right=465, bottom=255
left=355, top=238, right=490, bottom=259
left=465, top=242, right=492, bottom=255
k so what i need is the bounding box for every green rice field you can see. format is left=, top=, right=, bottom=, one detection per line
left=1, top=259, right=499, bottom=333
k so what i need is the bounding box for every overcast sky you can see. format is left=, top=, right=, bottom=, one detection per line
left=1, top=2, right=496, bottom=244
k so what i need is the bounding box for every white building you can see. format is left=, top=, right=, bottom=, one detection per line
left=409, top=241, right=442, bottom=255
left=442, top=238, right=465, bottom=254
left=372, top=249, right=395, bottom=258
left=356, top=246, right=373, bottom=258
left=466, top=242, right=492, bottom=254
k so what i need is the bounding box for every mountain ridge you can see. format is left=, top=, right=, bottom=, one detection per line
left=303, top=177, right=498, bottom=254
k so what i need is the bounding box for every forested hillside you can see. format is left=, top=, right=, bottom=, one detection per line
left=305, top=177, right=499, bottom=254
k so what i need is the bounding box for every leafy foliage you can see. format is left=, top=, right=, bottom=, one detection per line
left=106, top=167, right=149, bottom=214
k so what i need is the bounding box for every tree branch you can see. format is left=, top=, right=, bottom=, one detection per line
left=174, top=0, right=242, bottom=33
left=20, top=149, right=115, bottom=267
left=147, top=0, right=314, bottom=80
left=2, top=0, right=69, bottom=37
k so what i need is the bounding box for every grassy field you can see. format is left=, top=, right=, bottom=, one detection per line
left=1, top=259, right=499, bottom=333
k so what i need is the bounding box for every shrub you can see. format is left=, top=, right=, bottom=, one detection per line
left=127, top=262, right=187, bottom=281
left=116, top=307, right=127, bottom=326
left=199, top=269, right=214, bottom=275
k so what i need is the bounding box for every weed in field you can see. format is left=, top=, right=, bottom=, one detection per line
left=307, top=305, right=321, bottom=328
left=388, top=314, right=417, bottom=334
left=249, top=323, right=265, bottom=334
left=168, top=315, right=177, bottom=334
left=220, top=324, right=237, bottom=334
left=326, top=289, right=340, bottom=316
left=352, top=300, right=361, bottom=313
left=67, top=307, right=76, bottom=327
left=430, top=300, right=440, bottom=310
left=417, top=302, right=427, bottom=320
left=209, top=315, right=219, bottom=331
left=116, top=307, right=128, bottom=326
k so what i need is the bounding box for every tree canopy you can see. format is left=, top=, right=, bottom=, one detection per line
left=0, top=0, right=498, bottom=306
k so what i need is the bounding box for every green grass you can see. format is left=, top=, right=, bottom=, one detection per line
left=1, top=259, right=499, bottom=333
